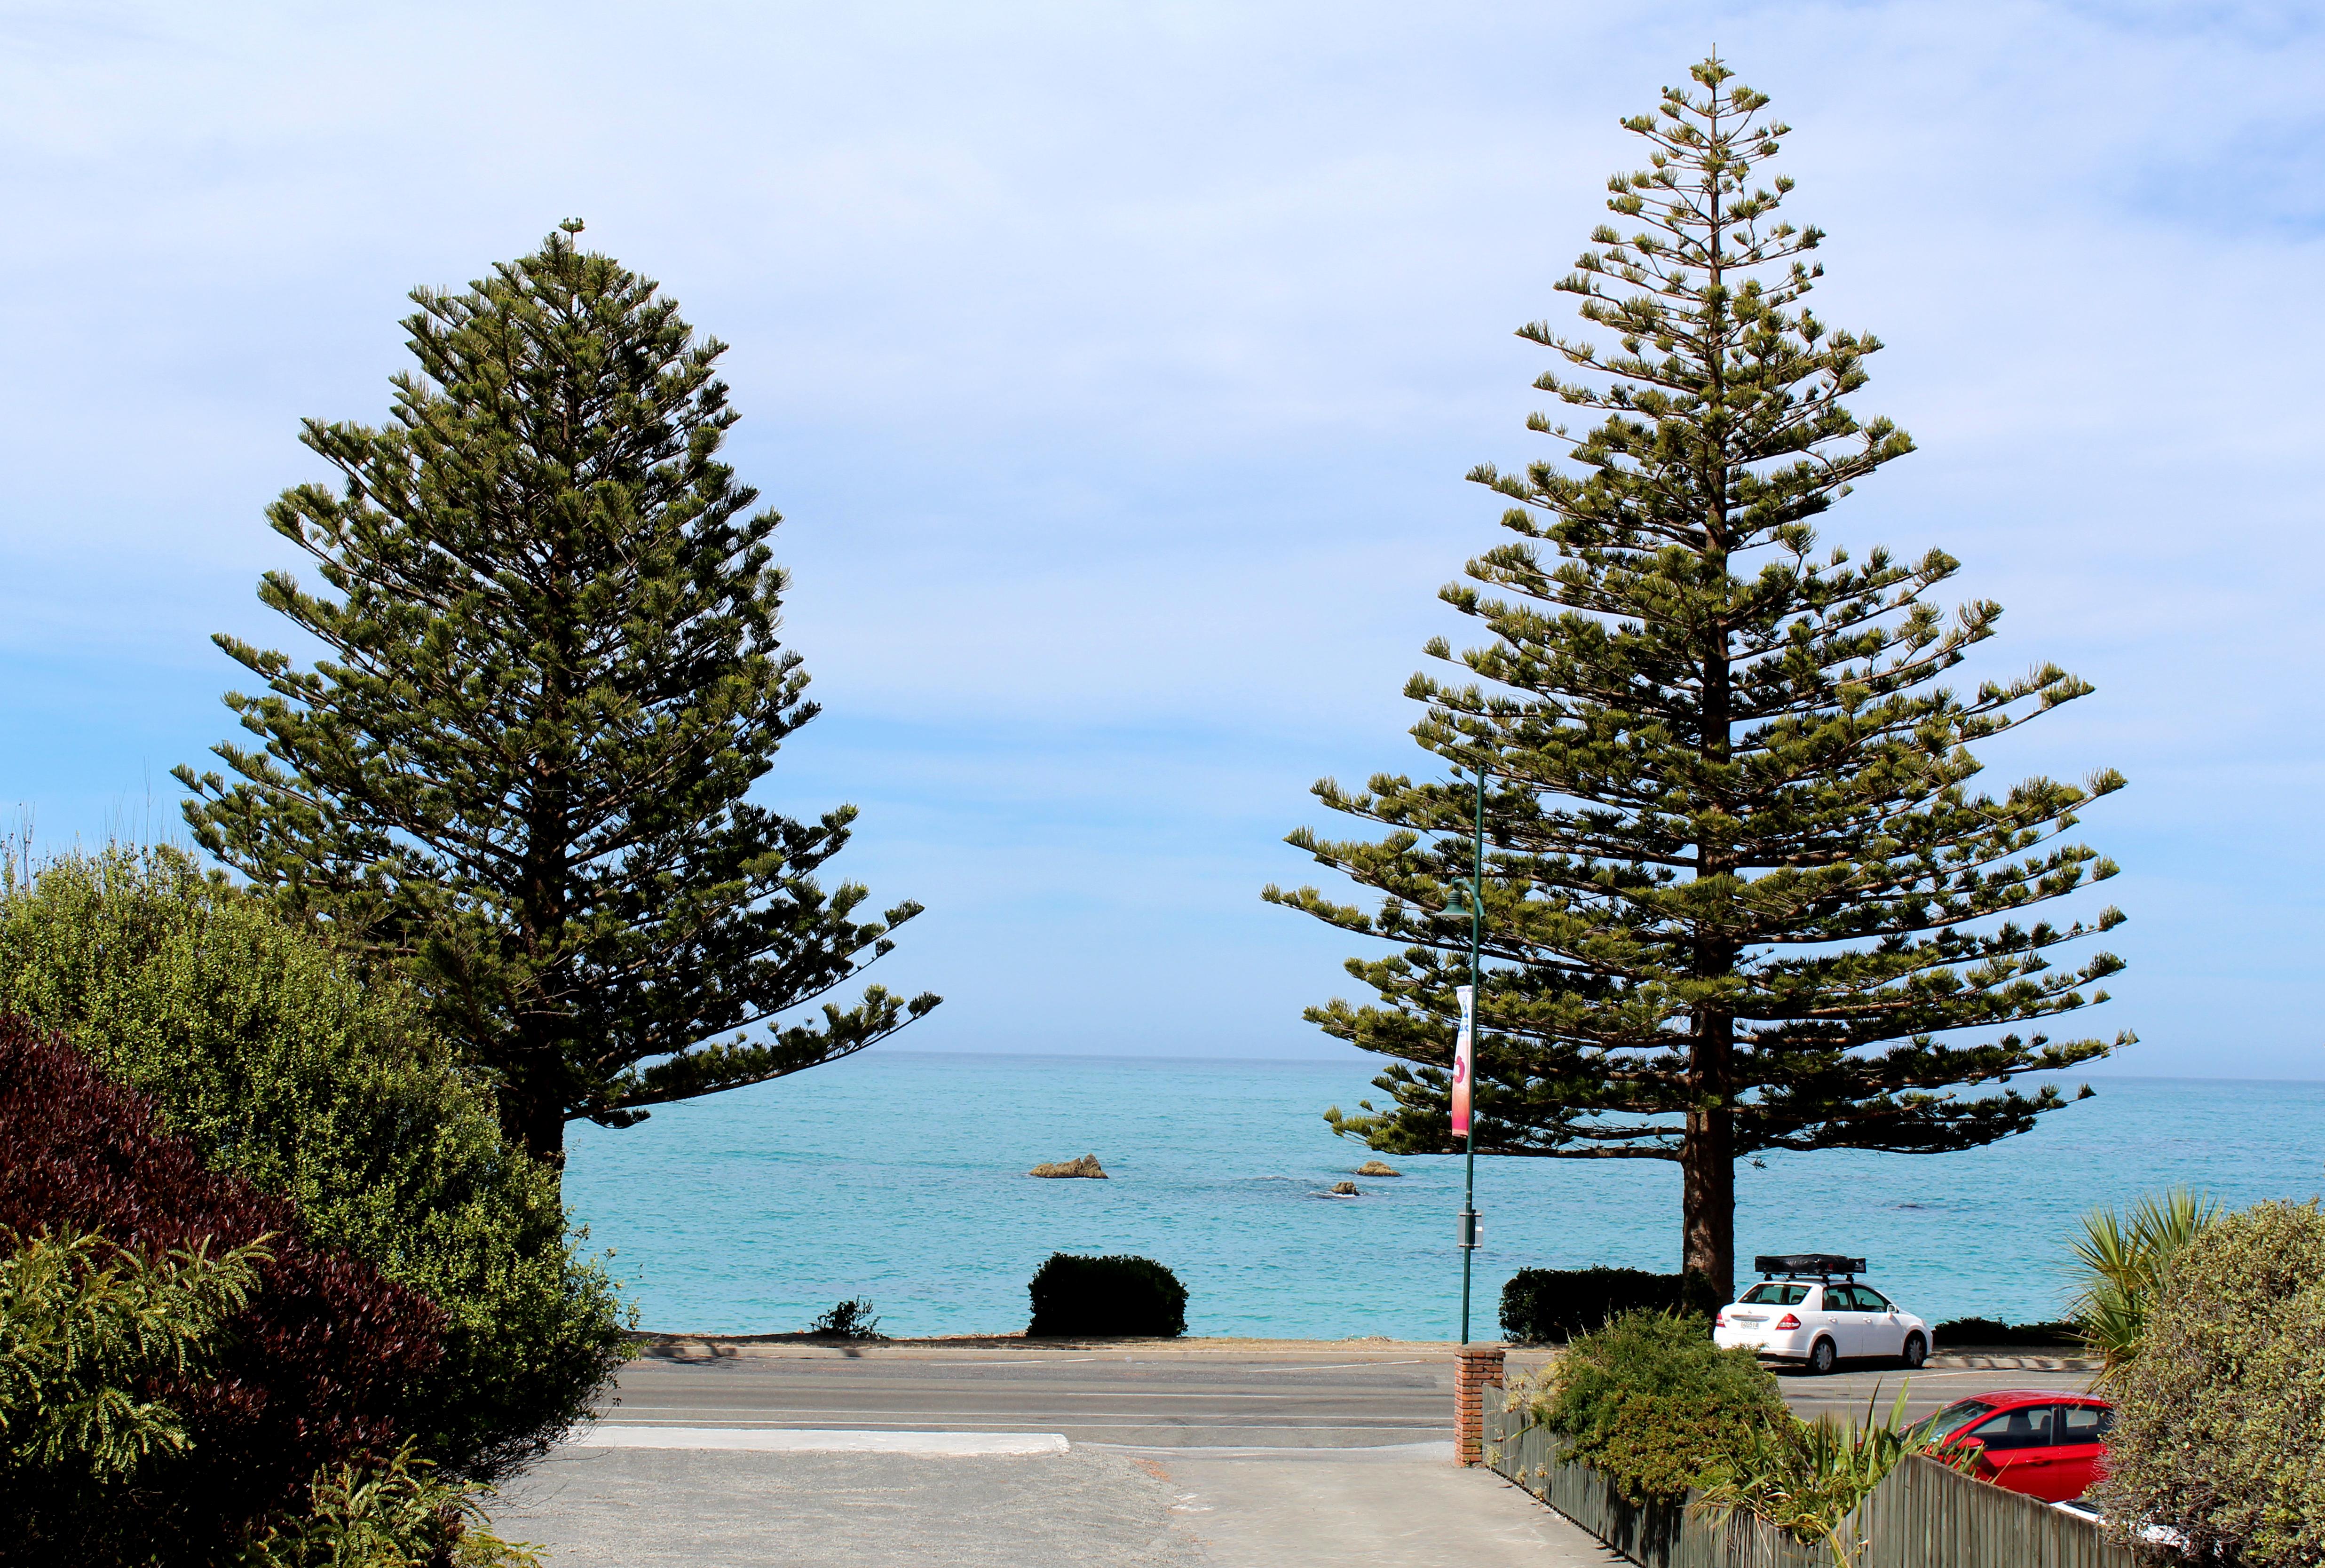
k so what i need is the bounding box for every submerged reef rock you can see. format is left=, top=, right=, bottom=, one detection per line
left=1355, top=1161, right=1401, bottom=1177
left=1030, top=1154, right=1108, bottom=1179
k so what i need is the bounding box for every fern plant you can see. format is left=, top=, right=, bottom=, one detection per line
left=0, top=1227, right=267, bottom=1481
left=240, top=1440, right=546, bottom=1568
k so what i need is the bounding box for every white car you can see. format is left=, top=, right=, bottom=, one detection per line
left=1711, top=1256, right=1932, bottom=1375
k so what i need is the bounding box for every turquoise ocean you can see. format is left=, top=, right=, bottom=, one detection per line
left=563, top=1053, right=2319, bottom=1340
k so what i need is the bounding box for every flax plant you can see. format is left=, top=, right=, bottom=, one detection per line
left=2068, top=1188, right=2218, bottom=1382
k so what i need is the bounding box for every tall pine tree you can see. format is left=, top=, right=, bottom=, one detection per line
left=1265, top=61, right=2129, bottom=1297
left=179, top=222, right=937, bottom=1168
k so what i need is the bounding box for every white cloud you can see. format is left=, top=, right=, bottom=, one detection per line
left=1, top=0, right=2318, bottom=1073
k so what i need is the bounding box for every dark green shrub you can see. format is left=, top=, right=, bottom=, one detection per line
left=0, top=848, right=629, bottom=1480
left=1501, top=1266, right=1720, bottom=1344
left=1931, top=1316, right=2081, bottom=1348
left=1515, top=1309, right=1787, bottom=1504
left=2089, top=1200, right=2325, bottom=1565
left=808, top=1299, right=882, bottom=1340
left=1027, top=1253, right=1187, bottom=1338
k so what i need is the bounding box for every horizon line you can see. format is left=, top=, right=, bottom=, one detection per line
left=853, top=1047, right=2324, bottom=1085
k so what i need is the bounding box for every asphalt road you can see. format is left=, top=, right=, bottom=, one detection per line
left=595, top=1342, right=2098, bottom=1448
left=1772, top=1361, right=2096, bottom=1423
left=601, top=1345, right=1461, bottom=1449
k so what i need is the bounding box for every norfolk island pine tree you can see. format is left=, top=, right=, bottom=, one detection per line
left=179, top=222, right=937, bottom=1169
left=1264, top=59, right=2129, bottom=1299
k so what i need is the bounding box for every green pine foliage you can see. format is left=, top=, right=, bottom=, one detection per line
left=1265, top=58, right=2127, bottom=1293
left=176, top=222, right=937, bottom=1165
left=0, top=846, right=628, bottom=1481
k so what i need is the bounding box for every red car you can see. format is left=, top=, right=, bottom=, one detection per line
left=1916, top=1390, right=2113, bottom=1502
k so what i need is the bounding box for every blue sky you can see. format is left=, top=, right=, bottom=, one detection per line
left=2, top=1, right=2320, bottom=1077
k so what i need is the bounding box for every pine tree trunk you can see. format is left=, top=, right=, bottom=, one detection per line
left=508, top=1087, right=567, bottom=1173
left=1682, top=1093, right=1736, bottom=1301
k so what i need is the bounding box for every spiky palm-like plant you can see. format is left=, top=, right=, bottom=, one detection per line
left=2069, top=1188, right=2219, bottom=1381
left=1694, top=1385, right=1974, bottom=1568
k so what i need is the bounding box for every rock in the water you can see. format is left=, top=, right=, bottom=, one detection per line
left=1355, top=1160, right=1402, bottom=1177
left=1029, top=1153, right=1108, bottom=1179
left=1330, top=1180, right=1360, bottom=1196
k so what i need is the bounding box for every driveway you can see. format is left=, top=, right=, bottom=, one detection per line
left=489, top=1338, right=2089, bottom=1567
left=493, top=1437, right=1620, bottom=1568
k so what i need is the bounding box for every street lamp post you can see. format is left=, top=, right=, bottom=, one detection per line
left=1456, top=768, right=1485, bottom=1343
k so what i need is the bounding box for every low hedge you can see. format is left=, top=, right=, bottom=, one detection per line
left=1027, top=1253, right=1187, bottom=1338
left=1501, top=1266, right=1720, bottom=1344
left=1932, top=1316, right=2083, bottom=1348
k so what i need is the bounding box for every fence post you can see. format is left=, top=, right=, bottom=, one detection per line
left=1455, top=1345, right=1506, bottom=1467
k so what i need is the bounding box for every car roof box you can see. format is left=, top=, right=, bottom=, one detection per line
left=1755, top=1254, right=1867, bottom=1277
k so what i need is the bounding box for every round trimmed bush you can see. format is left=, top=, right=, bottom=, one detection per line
left=1027, top=1253, right=1187, bottom=1338
left=1516, top=1308, right=1786, bottom=1504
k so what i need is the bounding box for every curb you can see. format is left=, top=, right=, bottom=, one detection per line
left=1926, top=1351, right=2099, bottom=1371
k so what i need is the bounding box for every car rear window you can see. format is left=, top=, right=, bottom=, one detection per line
left=2059, top=1404, right=2113, bottom=1442
left=1740, top=1283, right=1810, bottom=1305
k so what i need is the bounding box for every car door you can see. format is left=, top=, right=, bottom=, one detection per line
left=2050, top=1402, right=2112, bottom=1499
left=1966, top=1405, right=2064, bottom=1499
left=1854, top=1287, right=1906, bottom=1359
left=1824, top=1285, right=1872, bottom=1356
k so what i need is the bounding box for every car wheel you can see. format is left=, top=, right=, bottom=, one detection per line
left=1808, top=1337, right=1839, bottom=1376
left=1903, top=1333, right=1927, bottom=1370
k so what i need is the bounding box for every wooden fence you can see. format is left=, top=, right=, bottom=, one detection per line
left=1482, top=1407, right=2137, bottom=1568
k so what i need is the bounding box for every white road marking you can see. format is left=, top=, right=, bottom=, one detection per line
left=587, top=1418, right=1447, bottom=1433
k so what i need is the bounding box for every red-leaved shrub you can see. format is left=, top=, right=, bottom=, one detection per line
left=0, top=1013, right=446, bottom=1565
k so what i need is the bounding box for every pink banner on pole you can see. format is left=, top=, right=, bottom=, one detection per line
left=1451, top=984, right=1474, bottom=1136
